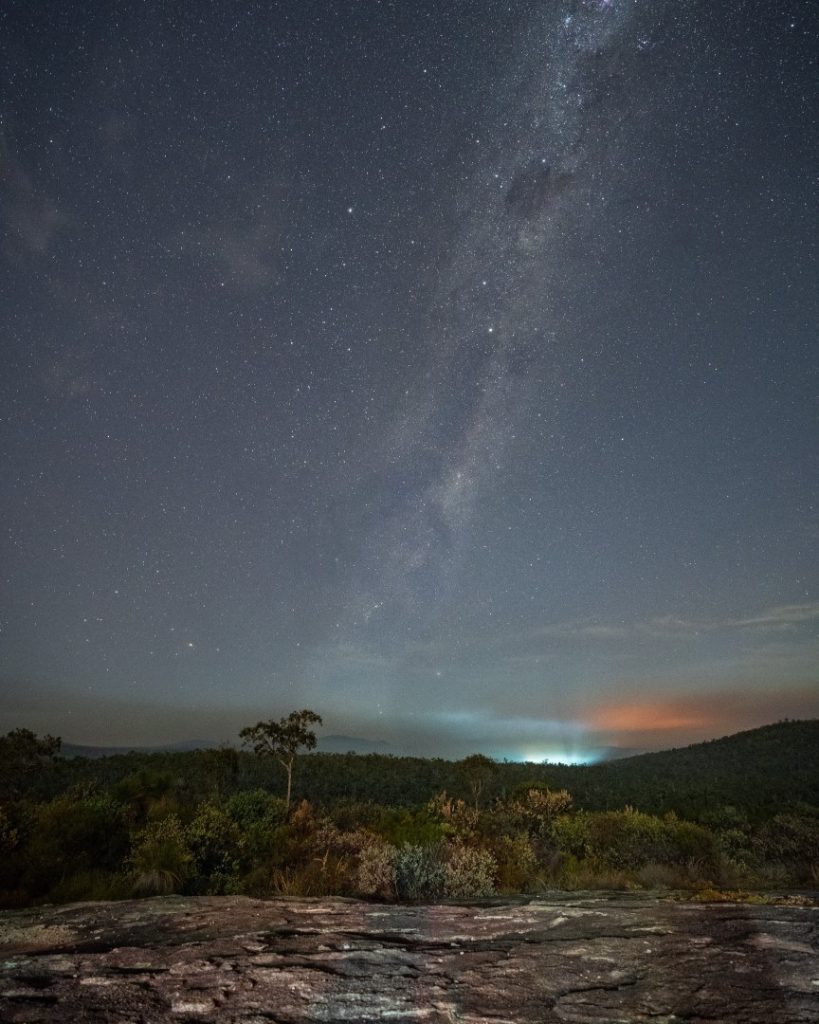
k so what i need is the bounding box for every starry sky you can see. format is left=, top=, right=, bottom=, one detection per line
left=2, top=0, right=818, bottom=760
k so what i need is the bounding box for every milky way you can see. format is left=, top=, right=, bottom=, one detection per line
left=1, top=0, right=817, bottom=757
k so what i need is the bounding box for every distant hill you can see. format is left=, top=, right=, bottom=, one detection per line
left=316, top=735, right=392, bottom=754
left=59, top=736, right=392, bottom=758
left=574, top=719, right=819, bottom=820
left=60, top=739, right=217, bottom=759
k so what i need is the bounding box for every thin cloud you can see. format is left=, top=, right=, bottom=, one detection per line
left=0, top=140, right=65, bottom=259
left=530, top=601, right=819, bottom=644
left=642, top=602, right=819, bottom=636
left=530, top=620, right=631, bottom=641
left=728, top=602, right=819, bottom=629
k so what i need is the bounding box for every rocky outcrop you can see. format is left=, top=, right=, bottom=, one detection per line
left=1, top=893, right=817, bottom=1022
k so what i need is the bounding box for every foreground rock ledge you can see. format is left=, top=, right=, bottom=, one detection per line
left=1, top=893, right=817, bottom=1023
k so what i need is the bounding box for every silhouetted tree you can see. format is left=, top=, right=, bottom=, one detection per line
left=239, top=710, right=322, bottom=809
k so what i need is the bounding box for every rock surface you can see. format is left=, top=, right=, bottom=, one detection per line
left=1, top=893, right=817, bottom=1023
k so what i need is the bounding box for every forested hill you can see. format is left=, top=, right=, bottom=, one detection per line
left=574, top=719, right=819, bottom=821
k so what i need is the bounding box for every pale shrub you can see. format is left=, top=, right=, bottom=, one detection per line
left=357, top=839, right=397, bottom=899
left=394, top=843, right=446, bottom=900
left=444, top=842, right=496, bottom=898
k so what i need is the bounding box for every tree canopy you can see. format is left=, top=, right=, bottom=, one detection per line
left=239, top=710, right=322, bottom=808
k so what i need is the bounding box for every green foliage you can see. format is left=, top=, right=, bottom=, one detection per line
left=369, top=805, right=448, bottom=848
left=715, top=827, right=754, bottom=866
left=8, top=720, right=819, bottom=817
left=579, top=720, right=819, bottom=821
left=553, top=808, right=718, bottom=880
left=754, top=813, right=819, bottom=883
left=492, top=833, right=538, bottom=892
left=19, top=795, right=129, bottom=896
left=225, top=789, right=287, bottom=829
left=553, top=812, right=592, bottom=860
left=665, top=817, right=718, bottom=869
left=113, top=768, right=175, bottom=822
left=195, top=746, right=240, bottom=799
left=586, top=809, right=670, bottom=870
left=128, top=815, right=192, bottom=896
left=327, top=800, right=388, bottom=831
left=0, top=729, right=61, bottom=798
left=394, top=843, right=447, bottom=900
left=47, top=870, right=132, bottom=904
left=240, top=818, right=291, bottom=871
left=185, top=804, right=242, bottom=893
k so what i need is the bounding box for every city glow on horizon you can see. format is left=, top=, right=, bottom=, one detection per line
left=512, top=748, right=600, bottom=766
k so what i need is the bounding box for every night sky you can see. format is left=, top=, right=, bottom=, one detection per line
left=2, top=0, right=818, bottom=760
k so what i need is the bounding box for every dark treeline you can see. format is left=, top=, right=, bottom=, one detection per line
left=18, top=720, right=819, bottom=818
left=1, top=720, right=817, bottom=908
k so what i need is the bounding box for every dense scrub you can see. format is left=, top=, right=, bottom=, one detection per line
left=1, top=721, right=818, bottom=908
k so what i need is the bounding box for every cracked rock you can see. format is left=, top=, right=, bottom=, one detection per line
left=1, top=893, right=817, bottom=1023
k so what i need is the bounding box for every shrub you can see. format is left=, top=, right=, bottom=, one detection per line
left=503, top=787, right=573, bottom=843
left=48, top=870, right=132, bottom=903
left=492, top=833, right=537, bottom=892
left=664, top=818, right=718, bottom=871
left=21, top=795, right=129, bottom=896
left=394, top=843, right=446, bottom=900
left=716, top=827, right=754, bottom=865
left=329, top=800, right=394, bottom=833
left=372, top=807, right=448, bottom=848
left=129, top=815, right=192, bottom=896
left=269, top=854, right=350, bottom=897
left=310, top=823, right=398, bottom=898
left=185, top=804, right=242, bottom=893
left=357, top=839, right=397, bottom=899
left=553, top=812, right=592, bottom=860
left=0, top=806, right=19, bottom=854
left=428, top=792, right=479, bottom=838
left=590, top=809, right=669, bottom=869
left=753, top=814, right=819, bottom=883
left=443, top=842, right=496, bottom=898
left=114, top=769, right=174, bottom=822
left=225, top=790, right=287, bottom=829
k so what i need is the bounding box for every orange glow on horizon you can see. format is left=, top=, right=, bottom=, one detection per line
left=589, top=701, right=714, bottom=733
